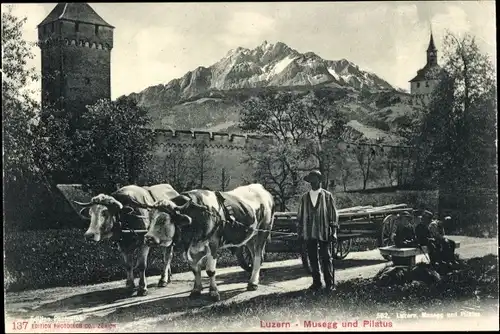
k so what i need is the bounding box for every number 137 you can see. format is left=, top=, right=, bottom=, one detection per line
left=12, top=321, right=28, bottom=330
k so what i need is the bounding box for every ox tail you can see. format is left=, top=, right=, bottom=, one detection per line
left=268, top=205, right=277, bottom=242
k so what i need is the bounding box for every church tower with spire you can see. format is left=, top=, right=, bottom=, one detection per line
left=38, top=3, right=114, bottom=122
left=409, top=29, right=443, bottom=106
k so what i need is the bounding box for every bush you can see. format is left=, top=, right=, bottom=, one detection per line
left=4, top=229, right=297, bottom=292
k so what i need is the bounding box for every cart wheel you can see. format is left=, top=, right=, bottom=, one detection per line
left=236, top=244, right=261, bottom=273
left=332, top=238, right=352, bottom=260
left=380, top=214, right=398, bottom=260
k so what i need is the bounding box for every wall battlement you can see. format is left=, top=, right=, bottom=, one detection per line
left=152, top=128, right=276, bottom=150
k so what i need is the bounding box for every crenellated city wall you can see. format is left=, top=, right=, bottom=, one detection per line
left=152, top=129, right=276, bottom=150
left=139, top=129, right=279, bottom=191
left=137, top=128, right=411, bottom=192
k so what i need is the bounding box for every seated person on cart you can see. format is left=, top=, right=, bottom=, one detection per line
left=415, top=210, right=457, bottom=266
left=394, top=211, right=417, bottom=248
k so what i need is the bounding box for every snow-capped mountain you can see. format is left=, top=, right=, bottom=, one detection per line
left=129, top=41, right=394, bottom=105
left=125, top=41, right=414, bottom=139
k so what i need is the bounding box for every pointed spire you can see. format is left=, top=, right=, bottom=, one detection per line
left=427, top=24, right=437, bottom=52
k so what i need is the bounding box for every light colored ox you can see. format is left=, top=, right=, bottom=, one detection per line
left=127, top=183, right=275, bottom=301
left=74, top=184, right=179, bottom=296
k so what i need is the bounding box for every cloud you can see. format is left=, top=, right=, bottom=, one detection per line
left=216, top=11, right=276, bottom=48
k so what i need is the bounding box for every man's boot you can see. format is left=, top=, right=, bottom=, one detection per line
left=308, top=273, right=323, bottom=291
left=325, top=276, right=336, bottom=293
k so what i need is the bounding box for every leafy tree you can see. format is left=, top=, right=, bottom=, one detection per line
left=190, top=144, right=215, bottom=189
left=73, top=97, right=155, bottom=193
left=336, top=153, right=356, bottom=192
left=383, top=148, right=399, bottom=187
left=299, top=90, right=347, bottom=187
left=240, top=91, right=308, bottom=209
left=240, top=91, right=310, bottom=143
left=240, top=89, right=348, bottom=203
left=2, top=6, right=39, bottom=184
left=352, top=139, right=384, bottom=190
left=220, top=168, right=231, bottom=191
left=415, top=31, right=496, bottom=233
left=244, top=143, right=302, bottom=211
left=156, top=149, right=197, bottom=192
left=32, top=104, right=74, bottom=183
left=2, top=7, right=73, bottom=229
left=148, top=144, right=216, bottom=192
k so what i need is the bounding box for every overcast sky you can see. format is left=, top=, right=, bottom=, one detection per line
left=4, top=1, right=496, bottom=100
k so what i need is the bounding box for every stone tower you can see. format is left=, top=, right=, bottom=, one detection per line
left=409, top=30, right=443, bottom=106
left=37, top=3, right=114, bottom=119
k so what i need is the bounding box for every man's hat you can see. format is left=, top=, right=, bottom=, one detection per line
left=399, top=211, right=413, bottom=217
left=303, top=170, right=323, bottom=183
left=422, top=210, right=433, bottom=218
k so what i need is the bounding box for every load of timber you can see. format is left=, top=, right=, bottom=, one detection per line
left=273, top=203, right=413, bottom=222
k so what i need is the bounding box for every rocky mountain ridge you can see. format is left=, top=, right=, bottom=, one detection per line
left=125, top=41, right=417, bottom=142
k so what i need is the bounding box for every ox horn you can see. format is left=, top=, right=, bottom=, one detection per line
left=91, top=194, right=124, bottom=210
left=79, top=207, right=91, bottom=220
left=175, top=198, right=209, bottom=213
left=74, top=200, right=93, bottom=207
left=150, top=199, right=175, bottom=212
left=176, top=198, right=193, bottom=211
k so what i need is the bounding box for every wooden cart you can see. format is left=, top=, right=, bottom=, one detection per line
left=235, top=204, right=415, bottom=273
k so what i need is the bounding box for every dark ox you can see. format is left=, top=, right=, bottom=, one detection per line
left=75, top=184, right=179, bottom=296
left=128, top=183, right=274, bottom=301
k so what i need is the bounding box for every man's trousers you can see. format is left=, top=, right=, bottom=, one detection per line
left=306, top=238, right=335, bottom=287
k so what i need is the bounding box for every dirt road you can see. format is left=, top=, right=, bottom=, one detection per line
left=5, top=236, right=497, bottom=332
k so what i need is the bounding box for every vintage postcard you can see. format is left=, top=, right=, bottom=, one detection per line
left=3, top=1, right=498, bottom=332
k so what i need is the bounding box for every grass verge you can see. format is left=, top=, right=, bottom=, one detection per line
left=138, top=254, right=498, bottom=331
left=4, top=228, right=299, bottom=292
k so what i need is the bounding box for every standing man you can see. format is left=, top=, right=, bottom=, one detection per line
left=297, top=170, right=339, bottom=292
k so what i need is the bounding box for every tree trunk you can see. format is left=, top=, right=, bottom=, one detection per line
left=199, top=156, right=204, bottom=188
left=221, top=168, right=225, bottom=191
left=364, top=159, right=371, bottom=190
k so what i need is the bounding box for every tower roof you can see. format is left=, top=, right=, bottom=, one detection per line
left=409, top=64, right=443, bottom=82
left=38, top=3, right=114, bottom=28
left=427, top=32, right=437, bottom=52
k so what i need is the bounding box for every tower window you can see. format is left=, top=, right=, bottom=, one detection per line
left=425, top=81, right=429, bottom=87
left=75, top=22, right=80, bottom=32
left=95, top=25, right=99, bottom=35
left=416, top=82, right=420, bottom=88
left=51, top=22, right=55, bottom=32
